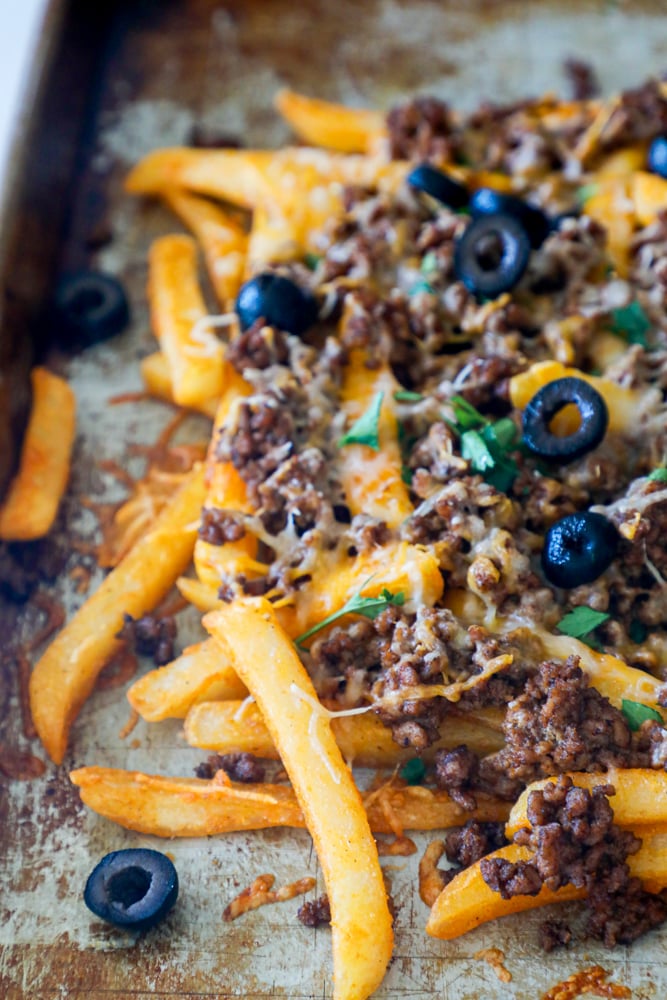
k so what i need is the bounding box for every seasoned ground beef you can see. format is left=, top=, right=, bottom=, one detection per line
left=118, top=612, right=176, bottom=666
left=386, top=96, right=460, bottom=162
left=198, top=507, right=246, bottom=545
left=434, top=745, right=480, bottom=810
left=297, top=894, right=331, bottom=928
left=563, top=57, right=600, bottom=101
left=538, top=919, right=573, bottom=952
left=194, top=752, right=265, bottom=783
left=444, top=820, right=507, bottom=869
left=226, top=319, right=289, bottom=373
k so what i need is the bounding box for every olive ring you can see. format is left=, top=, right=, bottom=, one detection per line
left=407, top=162, right=469, bottom=210
left=541, top=511, right=619, bottom=589
left=454, top=212, right=531, bottom=298
left=522, top=377, right=609, bottom=463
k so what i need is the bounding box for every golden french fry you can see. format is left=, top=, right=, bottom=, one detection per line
left=70, top=765, right=510, bottom=838
left=126, top=148, right=275, bottom=207
left=426, top=828, right=667, bottom=940
left=632, top=169, right=667, bottom=225
left=127, top=640, right=248, bottom=722
left=184, top=698, right=505, bottom=760
left=0, top=367, right=76, bottom=541
left=148, top=234, right=225, bottom=407
left=245, top=200, right=305, bottom=270
left=30, top=463, right=206, bottom=764
left=140, top=350, right=218, bottom=418
left=583, top=176, right=635, bottom=276
left=163, top=189, right=248, bottom=309
left=339, top=348, right=413, bottom=528
left=506, top=769, right=667, bottom=839
left=274, top=89, right=386, bottom=153
left=204, top=598, right=393, bottom=1000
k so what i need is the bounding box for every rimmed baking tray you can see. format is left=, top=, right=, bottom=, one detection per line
left=2, top=2, right=667, bottom=997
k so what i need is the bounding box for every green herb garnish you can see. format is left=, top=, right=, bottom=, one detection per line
left=621, top=699, right=663, bottom=732
left=401, top=465, right=413, bottom=486
left=628, top=619, right=648, bottom=644
left=448, top=395, right=486, bottom=432
left=409, top=279, right=435, bottom=296
left=556, top=607, right=610, bottom=649
left=420, top=251, right=439, bottom=275
left=400, top=758, right=426, bottom=785
left=609, top=301, right=651, bottom=348
left=295, top=582, right=405, bottom=648
left=448, top=397, right=519, bottom=492
left=339, top=392, right=384, bottom=450
left=648, top=467, right=667, bottom=483
left=393, top=390, right=424, bottom=403
left=576, top=183, right=599, bottom=205
left=303, top=252, right=322, bottom=271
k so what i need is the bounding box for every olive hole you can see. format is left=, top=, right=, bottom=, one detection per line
left=69, top=288, right=106, bottom=317
left=474, top=232, right=504, bottom=271
left=547, top=402, right=582, bottom=438
left=107, top=866, right=152, bottom=909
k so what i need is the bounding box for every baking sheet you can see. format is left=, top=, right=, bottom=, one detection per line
left=3, top=1, right=667, bottom=997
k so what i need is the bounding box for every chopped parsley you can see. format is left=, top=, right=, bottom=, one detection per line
left=621, top=699, right=663, bottom=732
left=409, top=279, right=435, bottom=296
left=556, top=607, right=610, bottom=649
left=393, top=390, right=424, bottom=403
left=303, top=252, right=322, bottom=270
left=400, top=758, right=426, bottom=785
left=295, top=582, right=406, bottom=648
left=447, top=396, right=520, bottom=493
left=576, top=183, right=599, bottom=205
left=609, top=301, right=651, bottom=348
left=648, top=467, right=667, bottom=483
left=628, top=619, right=648, bottom=644
left=339, top=392, right=384, bottom=450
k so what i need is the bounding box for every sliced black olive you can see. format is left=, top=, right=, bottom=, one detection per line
left=406, top=162, right=469, bottom=210
left=470, top=188, right=551, bottom=248
left=522, top=377, right=608, bottom=463
left=453, top=212, right=531, bottom=298
left=84, top=848, right=178, bottom=931
left=54, top=271, right=130, bottom=346
left=647, top=136, right=667, bottom=179
left=235, top=273, right=319, bottom=337
left=541, top=511, right=619, bottom=588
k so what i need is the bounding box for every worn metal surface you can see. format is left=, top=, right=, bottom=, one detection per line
left=2, top=1, right=667, bottom=997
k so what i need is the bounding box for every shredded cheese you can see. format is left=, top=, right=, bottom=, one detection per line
left=184, top=312, right=238, bottom=358
left=289, top=683, right=373, bottom=785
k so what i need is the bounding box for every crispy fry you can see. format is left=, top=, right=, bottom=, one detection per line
left=0, top=367, right=76, bottom=541
left=506, top=769, right=667, bottom=838
left=163, top=189, right=248, bottom=308
left=30, top=463, right=206, bottom=764
left=223, top=873, right=315, bottom=921
left=632, top=169, right=667, bottom=225
left=584, top=176, right=635, bottom=276
left=184, top=698, right=505, bottom=760
left=148, top=234, right=225, bottom=406
left=426, top=829, right=667, bottom=940
left=140, top=351, right=218, bottom=417
left=274, top=88, right=385, bottom=153
left=204, top=598, right=393, bottom=1000
left=418, top=840, right=448, bottom=906
left=70, top=766, right=510, bottom=837
left=127, top=640, right=248, bottom=721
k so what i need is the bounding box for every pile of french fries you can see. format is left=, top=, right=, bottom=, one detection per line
left=23, top=88, right=667, bottom=998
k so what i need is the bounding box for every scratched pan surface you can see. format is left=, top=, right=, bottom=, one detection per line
left=2, top=1, right=667, bottom=997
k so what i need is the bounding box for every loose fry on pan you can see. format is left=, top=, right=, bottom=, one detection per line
left=0, top=367, right=76, bottom=541
left=426, top=828, right=667, bottom=940
left=70, top=766, right=510, bottom=838
left=204, top=598, right=393, bottom=1000
left=126, top=148, right=276, bottom=206
left=140, top=350, right=218, bottom=418
left=244, top=200, right=305, bottom=270
left=127, top=640, right=248, bottom=721
left=506, top=769, right=667, bottom=838
left=274, top=89, right=386, bottom=153
left=148, top=234, right=225, bottom=407
left=30, top=463, right=206, bottom=764
left=339, top=348, right=413, bottom=528
left=184, top=698, right=505, bottom=760
left=162, top=189, right=248, bottom=309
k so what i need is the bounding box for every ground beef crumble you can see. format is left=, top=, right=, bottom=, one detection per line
left=194, top=752, right=265, bottom=783
left=118, top=612, right=177, bottom=666
left=297, top=894, right=331, bottom=928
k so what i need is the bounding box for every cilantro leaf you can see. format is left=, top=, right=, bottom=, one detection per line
left=461, top=430, right=495, bottom=471
left=557, top=607, right=611, bottom=645
left=621, top=699, right=663, bottom=732
left=401, top=465, right=413, bottom=485
left=449, top=395, right=486, bottom=432
left=628, top=619, right=648, bottom=644
left=409, top=279, right=435, bottom=297
left=393, top=390, right=423, bottom=403
left=303, top=252, right=322, bottom=271
left=339, top=392, right=384, bottom=450
left=295, top=581, right=405, bottom=648
left=576, top=183, right=599, bottom=205
left=448, top=396, right=519, bottom=492
left=400, top=758, right=426, bottom=785
left=609, top=301, right=651, bottom=348
left=420, top=251, right=439, bottom=275
left=649, top=468, right=667, bottom=483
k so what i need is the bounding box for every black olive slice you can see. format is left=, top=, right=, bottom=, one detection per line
left=55, top=271, right=130, bottom=346
left=522, top=377, right=609, bottom=463
left=407, top=163, right=469, bottom=210
left=453, top=212, right=531, bottom=298
left=84, top=848, right=178, bottom=931
left=235, top=273, right=319, bottom=337
left=470, top=188, right=551, bottom=248
left=541, top=511, right=619, bottom=589
left=648, top=136, right=667, bottom=179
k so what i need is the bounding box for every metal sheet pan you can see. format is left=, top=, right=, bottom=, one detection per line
left=2, top=1, right=667, bottom=997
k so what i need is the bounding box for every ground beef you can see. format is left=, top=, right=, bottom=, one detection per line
left=194, top=752, right=265, bottom=783
left=586, top=874, right=667, bottom=946
left=538, top=919, right=573, bottom=952
left=0, top=537, right=68, bottom=602
left=444, top=820, right=507, bottom=869
left=198, top=507, right=246, bottom=545
left=0, top=544, right=39, bottom=602
left=563, top=57, right=600, bottom=101
left=226, top=319, right=289, bottom=373
left=434, top=745, right=479, bottom=810
left=256, top=448, right=335, bottom=539
left=597, top=78, right=667, bottom=155
left=118, top=612, right=177, bottom=666
left=454, top=355, right=525, bottom=414
left=297, top=894, right=331, bottom=928
left=386, top=96, right=460, bottom=162
left=218, top=393, right=296, bottom=503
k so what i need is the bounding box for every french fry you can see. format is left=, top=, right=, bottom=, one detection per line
left=244, top=200, right=304, bottom=270
left=163, top=189, right=248, bottom=309
left=274, top=89, right=386, bottom=154
left=204, top=598, right=393, bottom=1000
left=339, top=349, right=413, bottom=528
left=140, top=350, right=218, bottom=418
left=184, top=698, right=505, bottom=760
left=0, top=367, right=76, bottom=541
left=583, top=176, right=635, bottom=276
left=29, top=463, right=206, bottom=764
left=127, top=640, right=248, bottom=722
left=126, top=148, right=275, bottom=207
left=426, top=828, right=667, bottom=940
left=632, top=169, right=667, bottom=225
left=506, top=769, right=667, bottom=839
left=148, top=234, right=225, bottom=407
left=70, top=766, right=510, bottom=837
